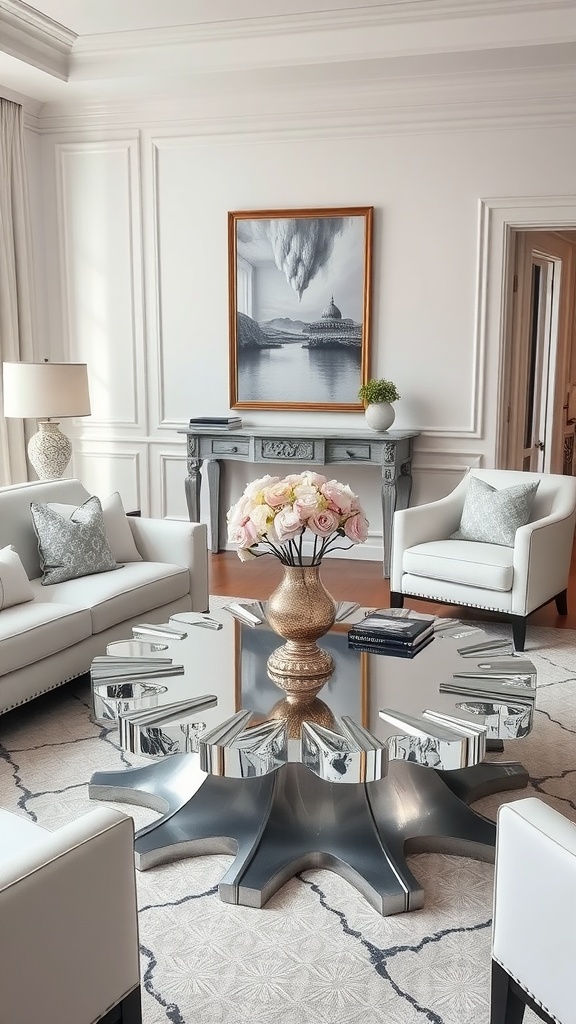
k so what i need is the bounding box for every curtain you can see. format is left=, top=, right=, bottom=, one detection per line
left=0, top=98, right=36, bottom=485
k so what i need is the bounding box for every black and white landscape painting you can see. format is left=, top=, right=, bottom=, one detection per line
left=229, top=209, right=372, bottom=410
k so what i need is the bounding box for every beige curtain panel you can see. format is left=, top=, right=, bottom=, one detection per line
left=0, top=98, right=36, bottom=485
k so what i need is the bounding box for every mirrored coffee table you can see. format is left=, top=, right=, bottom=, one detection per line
left=89, top=602, right=536, bottom=916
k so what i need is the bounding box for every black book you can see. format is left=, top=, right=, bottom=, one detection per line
left=347, top=625, right=435, bottom=649
left=348, top=613, right=433, bottom=647
left=189, top=416, right=242, bottom=425
left=348, top=635, right=434, bottom=659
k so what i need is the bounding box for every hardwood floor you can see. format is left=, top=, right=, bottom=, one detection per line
left=208, top=541, right=576, bottom=632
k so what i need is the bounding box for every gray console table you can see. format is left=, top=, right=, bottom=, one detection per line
left=178, top=427, right=419, bottom=577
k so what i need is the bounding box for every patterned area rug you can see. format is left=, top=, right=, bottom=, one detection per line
left=0, top=622, right=574, bottom=1024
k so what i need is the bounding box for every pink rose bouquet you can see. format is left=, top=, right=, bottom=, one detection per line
left=227, top=471, right=369, bottom=565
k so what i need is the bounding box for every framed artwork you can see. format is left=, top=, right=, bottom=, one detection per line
left=228, top=206, right=373, bottom=411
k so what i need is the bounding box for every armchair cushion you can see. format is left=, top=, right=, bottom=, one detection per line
left=451, top=476, right=539, bottom=546
left=404, top=539, right=514, bottom=591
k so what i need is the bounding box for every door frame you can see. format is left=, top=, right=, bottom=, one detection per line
left=504, top=233, right=571, bottom=473
left=478, top=197, right=576, bottom=469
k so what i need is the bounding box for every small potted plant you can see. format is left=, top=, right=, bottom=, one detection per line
left=358, top=378, right=401, bottom=431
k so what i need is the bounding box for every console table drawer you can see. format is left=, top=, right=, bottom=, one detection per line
left=327, top=442, right=373, bottom=463
left=210, top=438, right=250, bottom=457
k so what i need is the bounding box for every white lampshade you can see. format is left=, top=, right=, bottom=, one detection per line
left=2, top=361, right=91, bottom=419
left=2, top=361, right=91, bottom=479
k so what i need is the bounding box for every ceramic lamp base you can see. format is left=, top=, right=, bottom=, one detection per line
left=28, top=420, right=72, bottom=479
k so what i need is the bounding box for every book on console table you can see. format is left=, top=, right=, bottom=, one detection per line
left=348, top=634, right=434, bottom=658
left=348, top=612, right=435, bottom=648
left=188, top=416, right=242, bottom=430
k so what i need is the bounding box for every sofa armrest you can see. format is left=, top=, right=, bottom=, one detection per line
left=129, top=516, right=209, bottom=612
left=390, top=482, right=468, bottom=590
left=511, top=507, right=576, bottom=614
left=0, top=807, right=140, bottom=1024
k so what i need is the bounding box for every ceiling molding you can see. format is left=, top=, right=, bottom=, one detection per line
left=68, top=3, right=576, bottom=85
left=3, top=0, right=575, bottom=106
left=0, top=0, right=75, bottom=80
left=72, top=0, right=576, bottom=50
left=33, top=63, right=576, bottom=136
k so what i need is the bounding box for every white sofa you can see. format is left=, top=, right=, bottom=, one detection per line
left=0, top=478, right=209, bottom=715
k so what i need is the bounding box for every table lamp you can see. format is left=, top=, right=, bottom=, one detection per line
left=2, top=361, right=91, bottom=479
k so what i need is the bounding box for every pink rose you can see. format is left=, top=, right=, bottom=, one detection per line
left=299, top=471, right=327, bottom=488
left=321, top=480, right=355, bottom=515
left=263, top=481, right=294, bottom=508
left=227, top=518, right=259, bottom=549
left=227, top=494, right=254, bottom=525
left=294, top=490, right=323, bottom=521
left=308, top=509, right=340, bottom=537
left=245, top=475, right=280, bottom=499
left=274, top=505, right=303, bottom=542
left=343, top=512, right=369, bottom=544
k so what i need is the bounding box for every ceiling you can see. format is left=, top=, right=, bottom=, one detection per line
left=1, top=0, right=575, bottom=113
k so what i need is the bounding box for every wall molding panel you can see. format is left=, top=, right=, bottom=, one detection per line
left=71, top=444, right=145, bottom=515
left=54, top=136, right=147, bottom=434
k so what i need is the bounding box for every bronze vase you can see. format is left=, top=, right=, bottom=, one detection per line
left=266, top=563, right=337, bottom=699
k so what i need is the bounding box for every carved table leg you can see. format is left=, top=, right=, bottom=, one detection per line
left=206, top=458, right=221, bottom=554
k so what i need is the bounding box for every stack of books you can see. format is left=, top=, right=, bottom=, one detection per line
left=348, top=611, right=435, bottom=658
left=189, top=416, right=242, bottom=430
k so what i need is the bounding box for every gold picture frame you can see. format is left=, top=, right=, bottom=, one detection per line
left=228, top=206, right=373, bottom=411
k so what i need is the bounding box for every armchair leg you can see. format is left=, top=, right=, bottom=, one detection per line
left=555, top=589, right=568, bottom=615
left=390, top=592, right=404, bottom=609
left=490, top=961, right=526, bottom=1024
left=511, top=616, right=527, bottom=652
left=100, top=987, right=142, bottom=1024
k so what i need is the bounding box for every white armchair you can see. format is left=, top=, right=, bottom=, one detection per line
left=0, top=806, right=141, bottom=1024
left=390, top=469, right=576, bottom=650
left=491, top=797, right=576, bottom=1024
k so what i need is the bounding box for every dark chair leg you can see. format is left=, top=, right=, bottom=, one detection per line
left=490, top=961, right=526, bottom=1024
left=99, top=987, right=142, bottom=1024
left=511, top=616, right=527, bottom=652
left=120, top=988, right=142, bottom=1024
left=555, top=589, right=568, bottom=615
left=390, top=591, right=404, bottom=608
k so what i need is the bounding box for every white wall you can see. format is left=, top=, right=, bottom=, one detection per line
left=27, top=107, right=576, bottom=559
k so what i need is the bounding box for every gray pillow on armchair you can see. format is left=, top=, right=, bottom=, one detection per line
left=451, top=475, right=539, bottom=547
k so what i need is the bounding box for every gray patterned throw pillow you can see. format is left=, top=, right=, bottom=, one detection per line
left=451, top=475, right=539, bottom=547
left=30, top=495, right=120, bottom=585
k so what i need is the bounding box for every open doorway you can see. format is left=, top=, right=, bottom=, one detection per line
left=500, top=230, right=576, bottom=474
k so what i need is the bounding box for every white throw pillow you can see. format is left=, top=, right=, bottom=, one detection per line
left=0, top=545, right=34, bottom=610
left=48, top=492, right=142, bottom=563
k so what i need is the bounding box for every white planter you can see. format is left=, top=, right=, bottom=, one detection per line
left=364, top=402, right=396, bottom=432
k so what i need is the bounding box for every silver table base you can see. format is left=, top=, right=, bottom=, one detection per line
left=89, top=754, right=528, bottom=916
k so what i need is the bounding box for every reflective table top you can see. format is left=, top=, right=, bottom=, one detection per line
left=91, top=600, right=536, bottom=783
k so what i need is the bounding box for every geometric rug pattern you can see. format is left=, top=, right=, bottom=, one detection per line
left=1, top=622, right=574, bottom=1023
